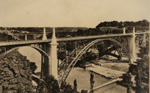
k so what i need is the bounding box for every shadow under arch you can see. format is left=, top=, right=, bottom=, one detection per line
left=62, top=38, right=131, bottom=82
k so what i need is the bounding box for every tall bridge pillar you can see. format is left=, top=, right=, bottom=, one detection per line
left=49, top=27, right=58, bottom=79
left=128, top=27, right=136, bottom=64
left=42, top=27, right=47, bottom=40
left=41, top=27, right=58, bottom=79
left=41, top=44, right=48, bottom=78
left=41, top=28, right=49, bottom=78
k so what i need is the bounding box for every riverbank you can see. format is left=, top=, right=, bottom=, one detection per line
left=0, top=50, right=33, bottom=93
left=66, top=67, right=127, bottom=93
left=91, top=59, right=130, bottom=72
left=86, top=64, right=125, bottom=79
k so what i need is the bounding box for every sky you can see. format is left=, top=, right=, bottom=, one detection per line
left=0, top=0, right=150, bottom=27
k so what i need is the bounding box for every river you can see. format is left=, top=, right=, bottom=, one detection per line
left=18, top=47, right=127, bottom=93
left=18, top=46, right=41, bottom=73
left=66, top=67, right=127, bottom=93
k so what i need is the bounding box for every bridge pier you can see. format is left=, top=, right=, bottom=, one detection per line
left=41, top=27, right=58, bottom=79
left=41, top=28, right=47, bottom=78
left=128, top=27, right=136, bottom=64
left=123, top=27, right=126, bottom=34
left=25, top=34, right=27, bottom=41
left=49, top=27, right=58, bottom=79
left=41, top=28, right=50, bottom=78
left=142, top=33, right=146, bottom=47
left=42, top=27, right=47, bottom=40
left=41, top=43, right=49, bottom=78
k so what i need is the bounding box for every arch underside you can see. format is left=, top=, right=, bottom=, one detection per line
left=3, top=45, right=49, bottom=59
left=60, top=38, right=131, bottom=82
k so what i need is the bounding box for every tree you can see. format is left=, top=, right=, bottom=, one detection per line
left=30, top=62, right=37, bottom=74
left=136, top=45, right=149, bottom=93
left=58, top=51, right=66, bottom=60
left=75, top=51, right=97, bottom=67
left=74, top=79, right=77, bottom=90
left=90, top=73, right=94, bottom=93
left=60, top=81, right=79, bottom=93
left=82, top=52, right=97, bottom=62
left=36, top=75, right=60, bottom=93
left=76, top=29, right=86, bottom=36
left=66, top=41, right=74, bottom=51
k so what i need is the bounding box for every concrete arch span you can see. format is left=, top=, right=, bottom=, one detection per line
left=62, top=38, right=131, bottom=82
left=3, top=45, right=50, bottom=62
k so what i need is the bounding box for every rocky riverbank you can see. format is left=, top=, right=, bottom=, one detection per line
left=0, top=50, right=33, bottom=93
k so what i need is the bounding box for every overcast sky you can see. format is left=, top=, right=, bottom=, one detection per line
left=0, top=0, right=150, bottom=27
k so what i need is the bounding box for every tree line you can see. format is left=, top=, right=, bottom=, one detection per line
left=0, top=19, right=149, bottom=39
left=96, top=19, right=149, bottom=29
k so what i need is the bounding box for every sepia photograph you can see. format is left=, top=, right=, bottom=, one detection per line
left=0, top=0, right=149, bottom=93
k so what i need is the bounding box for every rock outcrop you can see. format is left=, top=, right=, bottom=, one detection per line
left=0, top=50, right=33, bottom=93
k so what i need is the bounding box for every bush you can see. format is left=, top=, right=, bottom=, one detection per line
left=36, top=75, right=60, bottom=93
left=60, top=81, right=79, bottom=93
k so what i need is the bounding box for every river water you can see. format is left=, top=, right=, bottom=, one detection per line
left=66, top=67, right=127, bottom=93
left=18, top=47, right=127, bottom=93
left=18, top=46, right=41, bottom=73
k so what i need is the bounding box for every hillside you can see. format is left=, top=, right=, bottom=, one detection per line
left=0, top=19, right=149, bottom=40
left=0, top=31, right=20, bottom=41
left=96, top=19, right=149, bottom=30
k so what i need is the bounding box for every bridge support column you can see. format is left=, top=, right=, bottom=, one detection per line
left=123, top=27, right=126, bottom=34
left=42, top=27, right=47, bottom=40
left=25, top=34, right=27, bottom=41
left=41, top=28, right=48, bottom=78
left=128, top=27, right=136, bottom=64
left=41, top=44, right=47, bottom=78
left=142, top=33, right=146, bottom=47
left=49, top=27, right=58, bottom=79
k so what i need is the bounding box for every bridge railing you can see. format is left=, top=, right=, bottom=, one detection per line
left=0, top=30, right=149, bottom=47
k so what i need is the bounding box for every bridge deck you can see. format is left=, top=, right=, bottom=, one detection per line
left=0, top=32, right=149, bottom=46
